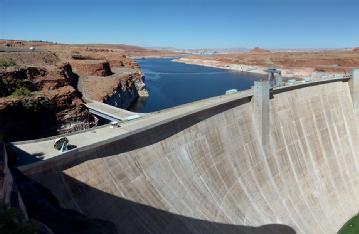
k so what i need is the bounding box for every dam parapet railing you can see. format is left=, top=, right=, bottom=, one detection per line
left=13, top=73, right=358, bottom=174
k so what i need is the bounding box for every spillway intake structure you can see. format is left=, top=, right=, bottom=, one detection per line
left=18, top=73, right=359, bottom=233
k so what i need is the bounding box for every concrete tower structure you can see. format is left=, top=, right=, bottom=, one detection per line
left=265, top=68, right=282, bottom=87
left=350, top=69, right=359, bottom=112
left=253, top=80, right=270, bottom=145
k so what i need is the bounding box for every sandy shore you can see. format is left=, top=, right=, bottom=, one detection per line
left=174, top=57, right=268, bottom=75
left=173, top=57, right=320, bottom=79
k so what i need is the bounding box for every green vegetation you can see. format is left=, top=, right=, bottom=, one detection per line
left=0, top=58, right=16, bottom=68
left=21, top=98, right=49, bottom=111
left=338, top=214, right=359, bottom=234
left=0, top=202, right=38, bottom=234
left=0, top=80, right=33, bottom=98
left=10, top=87, right=32, bottom=97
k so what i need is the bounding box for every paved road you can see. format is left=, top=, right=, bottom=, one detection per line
left=0, top=47, right=48, bottom=53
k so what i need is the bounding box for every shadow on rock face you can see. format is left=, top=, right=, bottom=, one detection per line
left=0, top=103, right=58, bottom=142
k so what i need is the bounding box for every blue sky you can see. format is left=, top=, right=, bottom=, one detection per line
left=0, top=0, right=358, bottom=49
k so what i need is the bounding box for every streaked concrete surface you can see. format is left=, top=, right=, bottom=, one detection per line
left=17, top=79, right=359, bottom=233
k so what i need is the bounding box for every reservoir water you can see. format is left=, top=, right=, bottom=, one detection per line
left=130, top=58, right=265, bottom=113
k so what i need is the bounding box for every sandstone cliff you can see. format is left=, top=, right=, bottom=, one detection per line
left=71, top=52, right=148, bottom=109
left=0, top=41, right=175, bottom=141
left=70, top=60, right=113, bottom=77
left=249, top=47, right=271, bottom=54
left=0, top=60, right=97, bottom=141
left=102, top=71, right=148, bottom=109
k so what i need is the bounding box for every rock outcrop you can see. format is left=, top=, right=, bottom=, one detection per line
left=80, top=68, right=148, bottom=109
left=71, top=51, right=140, bottom=70
left=71, top=51, right=148, bottom=110
left=0, top=63, right=97, bottom=141
left=70, top=60, right=112, bottom=77
left=107, top=55, right=139, bottom=69
left=0, top=41, right=175, bottom=142
left=249, top=47, right=271, bottom=54
left=103, top=72, right=148, bottom=109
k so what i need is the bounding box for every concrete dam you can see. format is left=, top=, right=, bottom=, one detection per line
left=16, top=75, right=359, bottom=233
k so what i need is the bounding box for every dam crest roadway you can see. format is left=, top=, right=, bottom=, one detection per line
left=11, top=72, right=359, bottom=233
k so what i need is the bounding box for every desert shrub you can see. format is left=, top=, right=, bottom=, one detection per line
left=10, top=87, right=32, bottom=97
left=0, top=58, right=16, bottom=68
left=0, top=80, right=34, bottom=98
left=20, top=98, right=49, bottom=111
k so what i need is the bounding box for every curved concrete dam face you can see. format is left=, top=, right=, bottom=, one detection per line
left=21, top=80, right=359, bottom=233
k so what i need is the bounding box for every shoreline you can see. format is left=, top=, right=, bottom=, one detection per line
left=132, top=54, right=186, bottom=60
left=173, top=57, right=344, bottom=79
left=173, top=57, right=269, bottom=76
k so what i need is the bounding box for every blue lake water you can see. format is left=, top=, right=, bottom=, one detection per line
left=130, top=58, right=265, bottom=113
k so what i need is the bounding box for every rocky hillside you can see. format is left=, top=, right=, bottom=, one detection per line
left=249, top=47, right=271, bottom=54
left=0, top=52, right=97, bottom=142
left=70, top=51, right=148, bottom=109
left=0, top=41, right=156, bottom=141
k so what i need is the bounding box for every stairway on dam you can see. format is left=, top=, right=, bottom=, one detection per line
left=14, top=74, right=359, bottom=233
